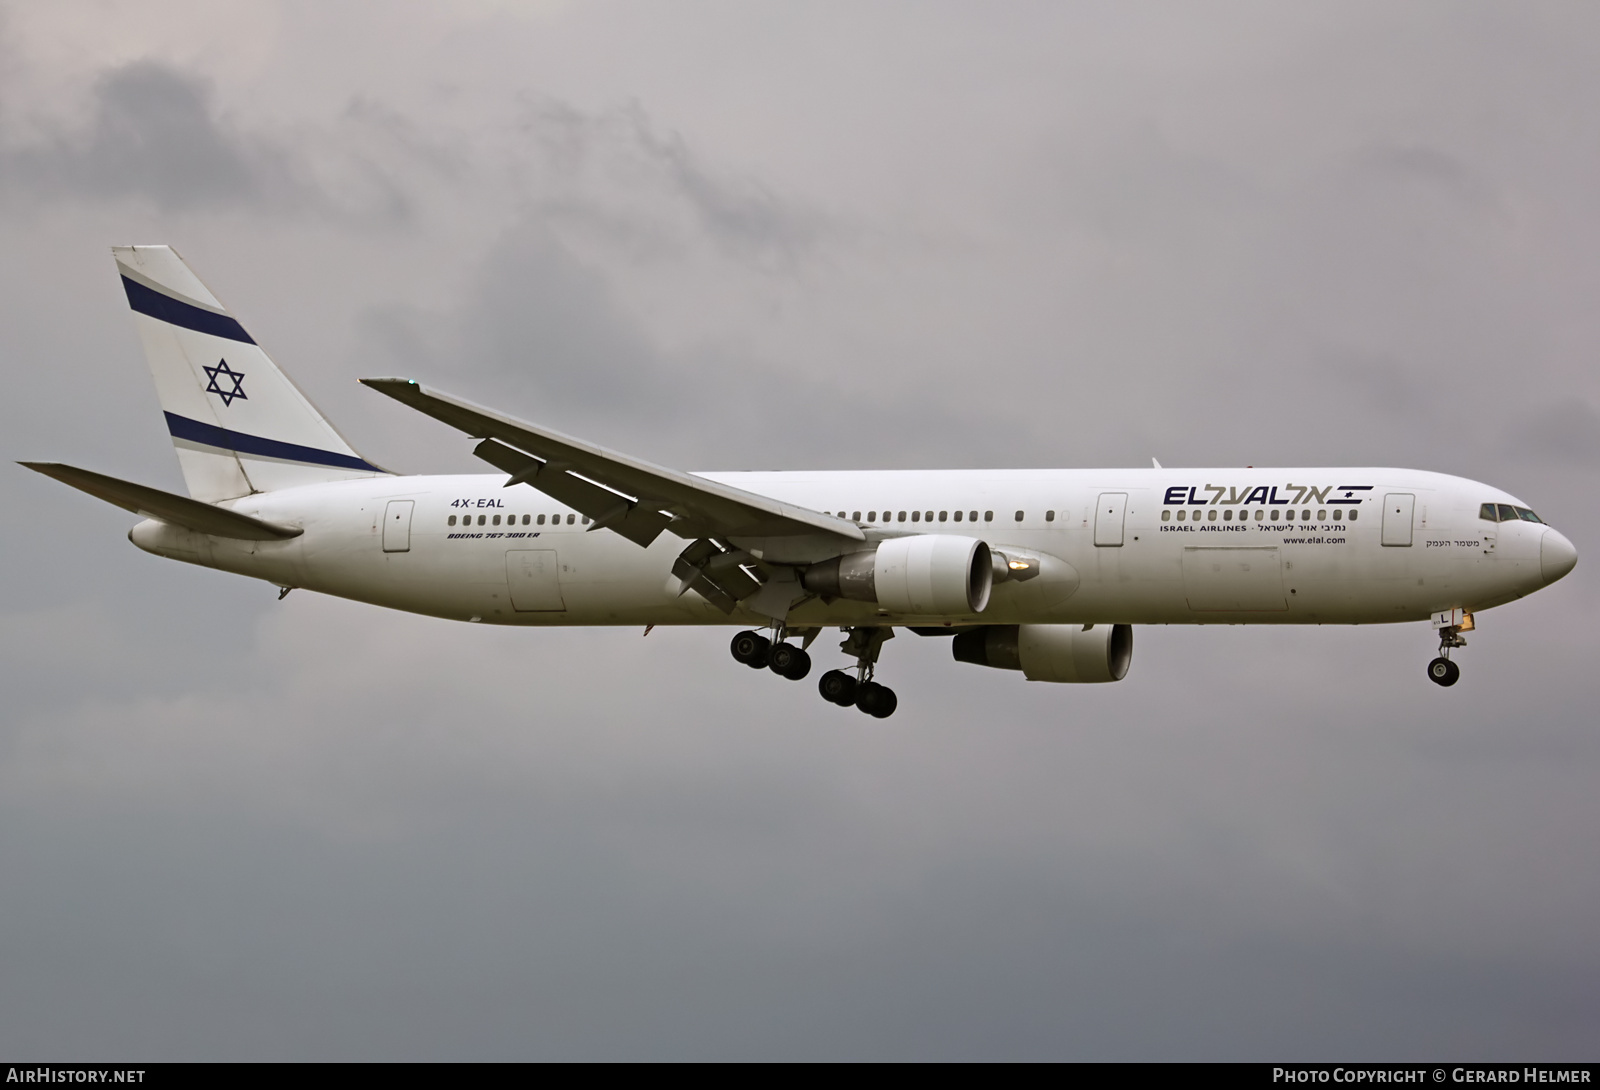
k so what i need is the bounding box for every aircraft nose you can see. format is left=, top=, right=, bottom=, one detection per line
left=1541, top=528, right=1578, bottom=585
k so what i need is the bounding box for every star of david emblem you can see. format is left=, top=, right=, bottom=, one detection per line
left=203, top=359, right=248, bottom=406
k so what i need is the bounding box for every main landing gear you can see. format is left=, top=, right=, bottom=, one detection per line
left=818, top=627, right=898, bottom=719
left=730, top=628, right=812, bottom=680
left=1427, top=623, right=1469, bottom=687
left=730, top=624, right=899, bottom=718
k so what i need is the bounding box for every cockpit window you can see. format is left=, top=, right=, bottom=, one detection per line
left=1486, top=502, right=1547, bottom=524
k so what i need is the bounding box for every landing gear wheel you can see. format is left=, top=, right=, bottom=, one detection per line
left=769, top=643, right=812, bottom=681
left=818, top=669, right=858, bottom=706
left=1427, top=656, right=1460, bottom=687
left=854, top=681, right=898, bottom=719
left=730, top=630, right=771, bottom=669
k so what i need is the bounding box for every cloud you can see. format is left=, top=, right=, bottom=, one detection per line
left=1, top=61, right=294, bottom=209
left=1353, top=142, right=1511, bottom=219
left=523, top=97, right=826, bottom=270
left=1503, top=400, right=1600, bottom=465
left=4, top=2, right=1600, bottom=1061
left=0, top=60, right=422, bottom=222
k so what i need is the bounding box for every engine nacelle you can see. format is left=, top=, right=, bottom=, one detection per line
left=803, top=535, right=992, bottom=614
left=952, top=623, right=1133, bottom=683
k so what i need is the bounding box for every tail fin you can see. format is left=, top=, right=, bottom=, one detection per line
left=113, top=245, right=386, bottom=501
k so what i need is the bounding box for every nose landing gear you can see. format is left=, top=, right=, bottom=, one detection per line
left=1426, top=623, right=1469, bottom=687
left=1427, top=656, right=1460, bottom=686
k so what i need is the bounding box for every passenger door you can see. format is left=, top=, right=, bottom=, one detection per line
left=1382, top=493, right=1414, bottom=547
left=382, top=500, right=414, bottom=553
left=1094, top=492, right=1127, bottom=547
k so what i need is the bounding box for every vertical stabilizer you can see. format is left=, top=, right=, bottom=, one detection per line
left=113, top=245, right=386, bottom=500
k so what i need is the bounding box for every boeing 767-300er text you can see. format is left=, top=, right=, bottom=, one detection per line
left=21, top=246, right=1579, bottom=717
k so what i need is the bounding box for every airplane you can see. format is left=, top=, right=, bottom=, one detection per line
left=21, top=245, right=1579, bottom=718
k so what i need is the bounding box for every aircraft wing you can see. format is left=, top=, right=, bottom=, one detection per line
left=361, top=379, right=866, bottom=550
left=19, top=462, right=303, bottom=540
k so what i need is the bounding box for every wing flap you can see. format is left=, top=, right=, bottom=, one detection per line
left=362, top=379, right=864, bottom=546
left=473, top=439, right=674, bottom=548
left=19, top=462, right=303, bottom=541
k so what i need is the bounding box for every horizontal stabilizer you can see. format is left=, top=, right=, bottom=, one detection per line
left=19, top=462, right=303, bottom=540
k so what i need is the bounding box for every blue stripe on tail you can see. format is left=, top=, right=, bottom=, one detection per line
left=122, top=276, right=256, bottom=344
left=165, top=412, right=382, bottom=472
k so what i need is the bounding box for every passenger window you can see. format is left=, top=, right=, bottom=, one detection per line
left=522, top=515, right=529, bottom=525
left=984, top=511, right=993, bottom=522
left=477, top=515, right=486, bottom=526
left=898, top=511, right=907, bottom=522
left=1177, top=510, right=1186, bottom=521
left=953, top=510, right=963, bottom=522
left=1044, top=510, right=1055, bottom=522
left=1333, top=510, right=1342, bottom=521
left=852, top=511, right=861, bottom=522
left=1162, top=510, right=1171, bottom=522
left=492, top=515, right=501, bottom=526
left=1317, top=510, right=1326, bottom=521
left=567, top=514, right=575, bottom=525
left=1223, top=509, right=1232, bottom=521
left=939, top=511, right=948, bottom=522
left=1015, top=510, right=1024, bottom=522
left=867, top=511, right=876, bottom=522
left=911, top=511, right=921, bottom=522
left=1479, top=503, right=1498, bottom=522
left=448, top=515, right=457, bottom=526
left=1271, top=510, right=1280, bottom=522
left=582, top=516, right=590, bottom=525
left=537, top=514, right=545, bottom=525
left=1302, top=510, right=1311, bottom=521
left=1497, top=504, right=1518, bottom=522
left=925, top=511, right=933, bottom=522
left=1207, top=509, right=1217, bottom=521
left=971, top=511, right=980, bottom=522
left=1348, top=509, right=1358, bottom=521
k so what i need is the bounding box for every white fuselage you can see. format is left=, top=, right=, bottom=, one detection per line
left=128, top=467, right=1563, bottom=629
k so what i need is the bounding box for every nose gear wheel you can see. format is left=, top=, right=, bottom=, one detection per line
left=1427, top=624, right=1468, bottom=687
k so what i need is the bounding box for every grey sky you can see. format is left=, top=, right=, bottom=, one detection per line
left=2, top=1, right=1597, bottom=1059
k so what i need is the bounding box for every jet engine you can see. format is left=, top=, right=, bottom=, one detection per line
left=802, top=535, right=993, bottom=614
left=952, top=623, right=1133, bottom=683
